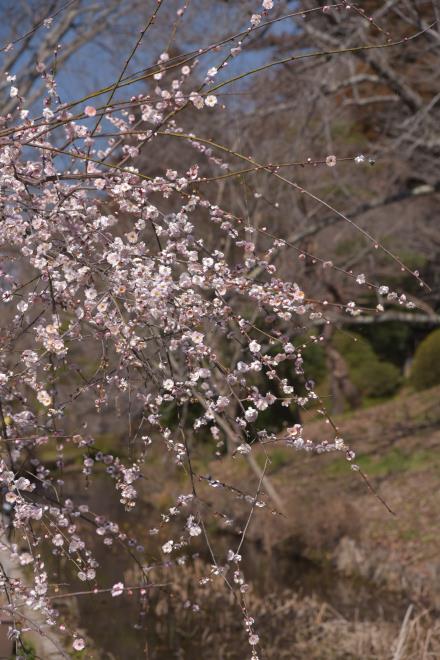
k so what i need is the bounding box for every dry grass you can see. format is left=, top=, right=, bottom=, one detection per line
left=143, top=560, right=440, bottom=660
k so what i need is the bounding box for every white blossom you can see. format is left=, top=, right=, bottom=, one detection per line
left=111, top=582, right=124, bottom=597
left=162, top=540, right=174, bottom=553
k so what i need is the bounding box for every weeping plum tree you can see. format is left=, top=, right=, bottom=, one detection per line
left=0, top=0, right=436, bottom=657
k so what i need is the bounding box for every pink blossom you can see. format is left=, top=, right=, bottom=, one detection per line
left=84, top=105, right=97, bottom=117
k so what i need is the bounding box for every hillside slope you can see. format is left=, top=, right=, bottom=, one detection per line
left=208, top=386, right=440, bottom=607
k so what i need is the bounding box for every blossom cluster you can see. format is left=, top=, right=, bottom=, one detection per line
left=0, top=3, right=421, bottom=656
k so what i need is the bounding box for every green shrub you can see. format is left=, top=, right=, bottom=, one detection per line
left=333, top=331, right=401, bottom=399
left=351, top=321, right=413, bottom=367
left=333, top=330, right=376, bottom=365
left=410, top=328, right=440, bottom=390
left=352, top=360, right=401, bottom=398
